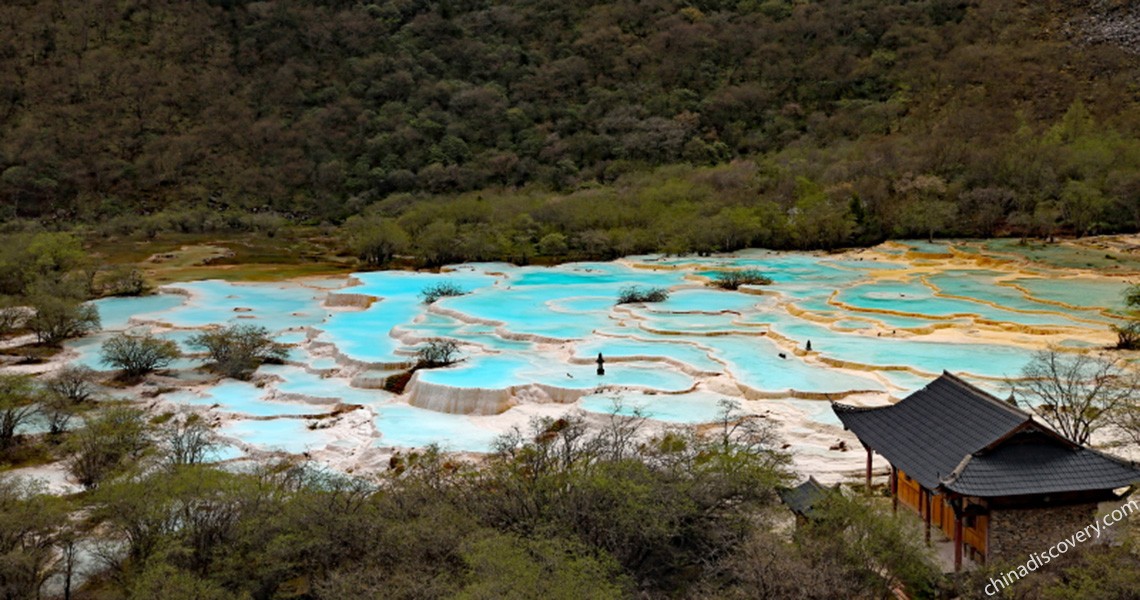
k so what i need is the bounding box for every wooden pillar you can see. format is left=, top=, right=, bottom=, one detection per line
left=865, top=447, right=873, bottom=495
left=953, top=501, right=964, bottom=572
left=890, top=466, right=898, bottom=514
left=923, top=489, right=932, bottom=546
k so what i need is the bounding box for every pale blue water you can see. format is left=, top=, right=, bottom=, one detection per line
left=833, top=320, right=873, bottom=330
left=928, top=271, right=1115, bottom=325
left=15, top=410, right=71, bottom=435
left=637, top=311, right=758, bottom=335
left=770, top=320, right=1031, bottom=379
left=826, top=259, right=909, bottom=271
left=652, top=289, right=766, bottom=313
left=375, top=405, right=501, bottom=451
left=573, top=338, right=724, bottom=373
left=396, top=318, right=534, bottom=351
left=898, top=240, right=955, bottom=254
left=206, top=444, right=246, bottom=462
left=64, top=332, right=199, bottom=371
left=161, top=381, right=325, bottom=417
left=93, top=293, right=186, bottom=329
left=775, top=399, right=846, bottom=428
left=579, top=391, right=735, bottom=423
left=836, top=279, right=1091, bottom=327
left=61, top=243, right=1123, bottom=454
left=416, top=354, right=695, bottom=392
left=703, top=335, right=884, bottom=394
left=318, top=269, right=499, bottom=363
left=218, top=418, right=337, bottom=454
left=258, top=364, right=391, bottom=405
left=141, top=280, right=329, bottom=331
left=275, top=331, right=309, bottom=344
left=1011, top=277, right=1129, bottom=311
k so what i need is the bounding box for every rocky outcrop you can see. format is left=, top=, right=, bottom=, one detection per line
left=1071, top=1, right=1140, bottom=55
left=324, top=293, right=378, bottom=308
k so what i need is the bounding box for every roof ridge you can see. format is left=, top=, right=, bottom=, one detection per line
left=829, top=400, right=886, bottom=414
left=939, top=370, right=1031, bottom=419
left=978, top=420, right=1078, bottom=453
left=940, top=453, right=974, bottom=487
left=1080, top=444, right=1140, bottom=471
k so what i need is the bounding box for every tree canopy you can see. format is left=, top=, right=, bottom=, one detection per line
left=0, top=0, right=1136, bottom=252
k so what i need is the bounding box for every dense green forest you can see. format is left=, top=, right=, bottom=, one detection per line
left=1, top=0, right=1139, bottom=259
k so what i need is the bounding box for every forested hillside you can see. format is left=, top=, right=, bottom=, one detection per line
left=1, top=0, right=1138, bottom=254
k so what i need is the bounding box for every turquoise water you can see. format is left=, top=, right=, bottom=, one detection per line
left=416, top=353, right=695, bottom=392
left=63, top=335, right=111, bottom=370
left=703, top=335, right=884, bottom=394
left=375, top=405, right=501, bottom=451
left=161, top=381, right=326, bottom=417
left=573, top=338, right=724, bottom=373
left=836, top=279, right=1091, bottom=326
left=319, top=269, right=499, bottom=363
left=637, top=311, right=757, bottom=335
left=652, top=289, right=766, bottom=313
left=275, top=331, right=309, bottom=344
left=833, top=320, right=873, bottom=330
left=770, top=320, right=1031, bottom=379
left=93, top=293, right=187, bottom=329
left=930, top=271, right=1114, bottom=324
left=160, top=281, right=327, bottom=330
left=59, top=242, right=1125, bottom=454
left=258, top=364, right=390, bottom=405
left=897, top=240, right=955, bottom=254
left=1011, top=277, right=1129, bottom=311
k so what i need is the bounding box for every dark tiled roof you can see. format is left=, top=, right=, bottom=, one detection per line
left=779, top=476, right=834, bottom=518
left=832, top=372, right=1029, bottom=489
left=942, top=431, right=1140, bottom=496
left=832, top=371, right=1140, bottom=498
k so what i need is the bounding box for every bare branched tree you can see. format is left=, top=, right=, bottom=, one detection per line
left=1117, top=404, right=1140, bottom=449
left=1016, top=349, right=1138, bottom=445
left=163, top=414, right=218, bottom=467
left=45, top=365, right=98, bottom=404
left=715, top=398, right=781, bottom=455
left=595, top=397, right=648, bottom=462
left=415, top=338, right=461, bottom=368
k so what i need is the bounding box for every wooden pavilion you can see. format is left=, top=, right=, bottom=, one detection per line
left=832, top=372, right=1140, bottom=570
left=779, top=476, right=838, bottom=526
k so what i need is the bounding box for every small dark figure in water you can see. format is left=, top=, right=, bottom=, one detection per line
left=596, top=352, right=605, bottom=376
left=778, top=352, right=787, bottom=359
left=806, top=339, right=812, bottom=352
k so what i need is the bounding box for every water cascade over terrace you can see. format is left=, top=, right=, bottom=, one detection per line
left=62, top=239, right=1137, bottom=477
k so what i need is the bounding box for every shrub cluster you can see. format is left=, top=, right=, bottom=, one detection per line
left=616, top=286, right=670, bottom=304
left=708, top=269, right=773, bottom=290
left=420, top=282, right=466, bottom=304
left=416, top=339, right=461, bottom=369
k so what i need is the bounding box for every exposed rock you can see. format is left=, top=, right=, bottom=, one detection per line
left=1070, top=0, right=1140, bottom=55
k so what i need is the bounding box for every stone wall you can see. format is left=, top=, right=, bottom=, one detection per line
left=988, top=503, right=1099, bottom=564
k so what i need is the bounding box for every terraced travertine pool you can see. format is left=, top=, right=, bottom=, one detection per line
left=61, top=239, right=1138, bottom=474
